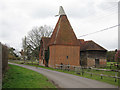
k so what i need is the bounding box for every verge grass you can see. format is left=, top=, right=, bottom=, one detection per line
left=2, top=64, right=56, bottom=88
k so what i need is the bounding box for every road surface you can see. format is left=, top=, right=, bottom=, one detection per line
left=9, top=63, right=118, bottom=88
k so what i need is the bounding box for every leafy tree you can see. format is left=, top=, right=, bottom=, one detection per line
left=8, top=47, right=20, bottom=60
left=106, top=51, right=116, bottom=62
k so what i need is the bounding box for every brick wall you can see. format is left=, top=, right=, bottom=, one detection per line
left=80, top=51, right=87, bottom=66
left=99, top=59, right=107, bottom=67
left=87, top=58, right=107, bottom=67
left=87, top=58, right=95, bottom=67
left=48, top=45, right=80, bottom=67
left=86, top=51, right=107, bottom=67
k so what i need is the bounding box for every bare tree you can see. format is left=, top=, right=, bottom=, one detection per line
left=22, top=25, right=53, bottom=63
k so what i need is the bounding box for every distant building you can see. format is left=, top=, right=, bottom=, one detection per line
left=39, top=6, right=107, bottom=68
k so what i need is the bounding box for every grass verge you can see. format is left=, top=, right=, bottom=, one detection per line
left=2, top=64, right=56, bottom=88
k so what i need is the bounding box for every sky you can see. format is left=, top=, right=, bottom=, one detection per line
left=0, top=0, right=119, bottom=51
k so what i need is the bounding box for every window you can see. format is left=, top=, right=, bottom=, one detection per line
left=95, top=58, right=99, bottom=65
left=66, top=56, right=68, bottom=59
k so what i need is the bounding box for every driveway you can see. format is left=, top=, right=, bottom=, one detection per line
left=9, top=63, right=118, bottom=88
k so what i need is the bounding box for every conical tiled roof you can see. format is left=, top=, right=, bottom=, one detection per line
left=49, top=14, right=79, bottom=46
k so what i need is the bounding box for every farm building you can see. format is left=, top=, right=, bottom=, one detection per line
left=39, top=6, right=107, bottom=68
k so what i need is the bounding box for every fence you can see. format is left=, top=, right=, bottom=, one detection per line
left=0, top=42, right=8, bottom=89
left=55, top=64, right=120, bottom=82
left=2, top=44, right=8, bottom=75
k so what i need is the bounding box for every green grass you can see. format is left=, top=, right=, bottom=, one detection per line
left=20, top=64, right=119, bottom=86
left=107, top=62, right=120, bottom=66
left=99, top=62, right=120, bottom=70
left=84, top=69, right=117, bottom=76
left=9, top=60, right=39, bottom=65
left=9, top=60, right=119, bottom=86
left=2, top=64, right=56, bottom=88
left=75, top=72, right=118, bottom=86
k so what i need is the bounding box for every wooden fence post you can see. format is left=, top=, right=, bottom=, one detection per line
left=91, top=73, right=92, bottom=77
left=115, top=77, right=117, bottom=82
left=101, top=74, right=103, bottom=79
left=115, top=73, right=117, bottom=82
left=82, top=68, right=84, bottom=76
left=0, top=42, right=2, bottom=89
left=67, top=65, right=70, bottom=71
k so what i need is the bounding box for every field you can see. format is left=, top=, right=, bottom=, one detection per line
left=99, top=62, right=120, bottom=70
left=2, top=64, right=56, bottom=88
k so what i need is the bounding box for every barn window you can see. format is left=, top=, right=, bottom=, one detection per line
left=66, top=56, right=68, bottom=59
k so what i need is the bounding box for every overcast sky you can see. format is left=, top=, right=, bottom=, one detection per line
left=0, top=0, right=119, bottom=51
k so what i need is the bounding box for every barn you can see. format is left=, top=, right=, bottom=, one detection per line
left=39, top=6, right=107, bottom=68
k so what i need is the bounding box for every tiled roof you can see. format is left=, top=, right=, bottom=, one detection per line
left=78, top=40, right=107, bottom=51
left=41, top=37, right=51, bottom=50
left=78, top=39, right=84, bottom=46
left=49, top=15, right=79, bottom=46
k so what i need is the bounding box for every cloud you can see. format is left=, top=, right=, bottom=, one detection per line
left=97, top=2, right=118, bottom=13
left=66, top=2, right=96, bottom=19
left=0, top=0, right=118, bottom=51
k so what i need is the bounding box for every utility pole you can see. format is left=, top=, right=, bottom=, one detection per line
left=0, top=42, right=2, bottom=90
left=118, top=1, right=120, bottom=89
left=118, top=1, right=120, bottom=50
left=23, top=36, right=27, bottom=64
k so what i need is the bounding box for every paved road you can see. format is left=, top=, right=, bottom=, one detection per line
left=9, top=63, right=118, bottom=88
